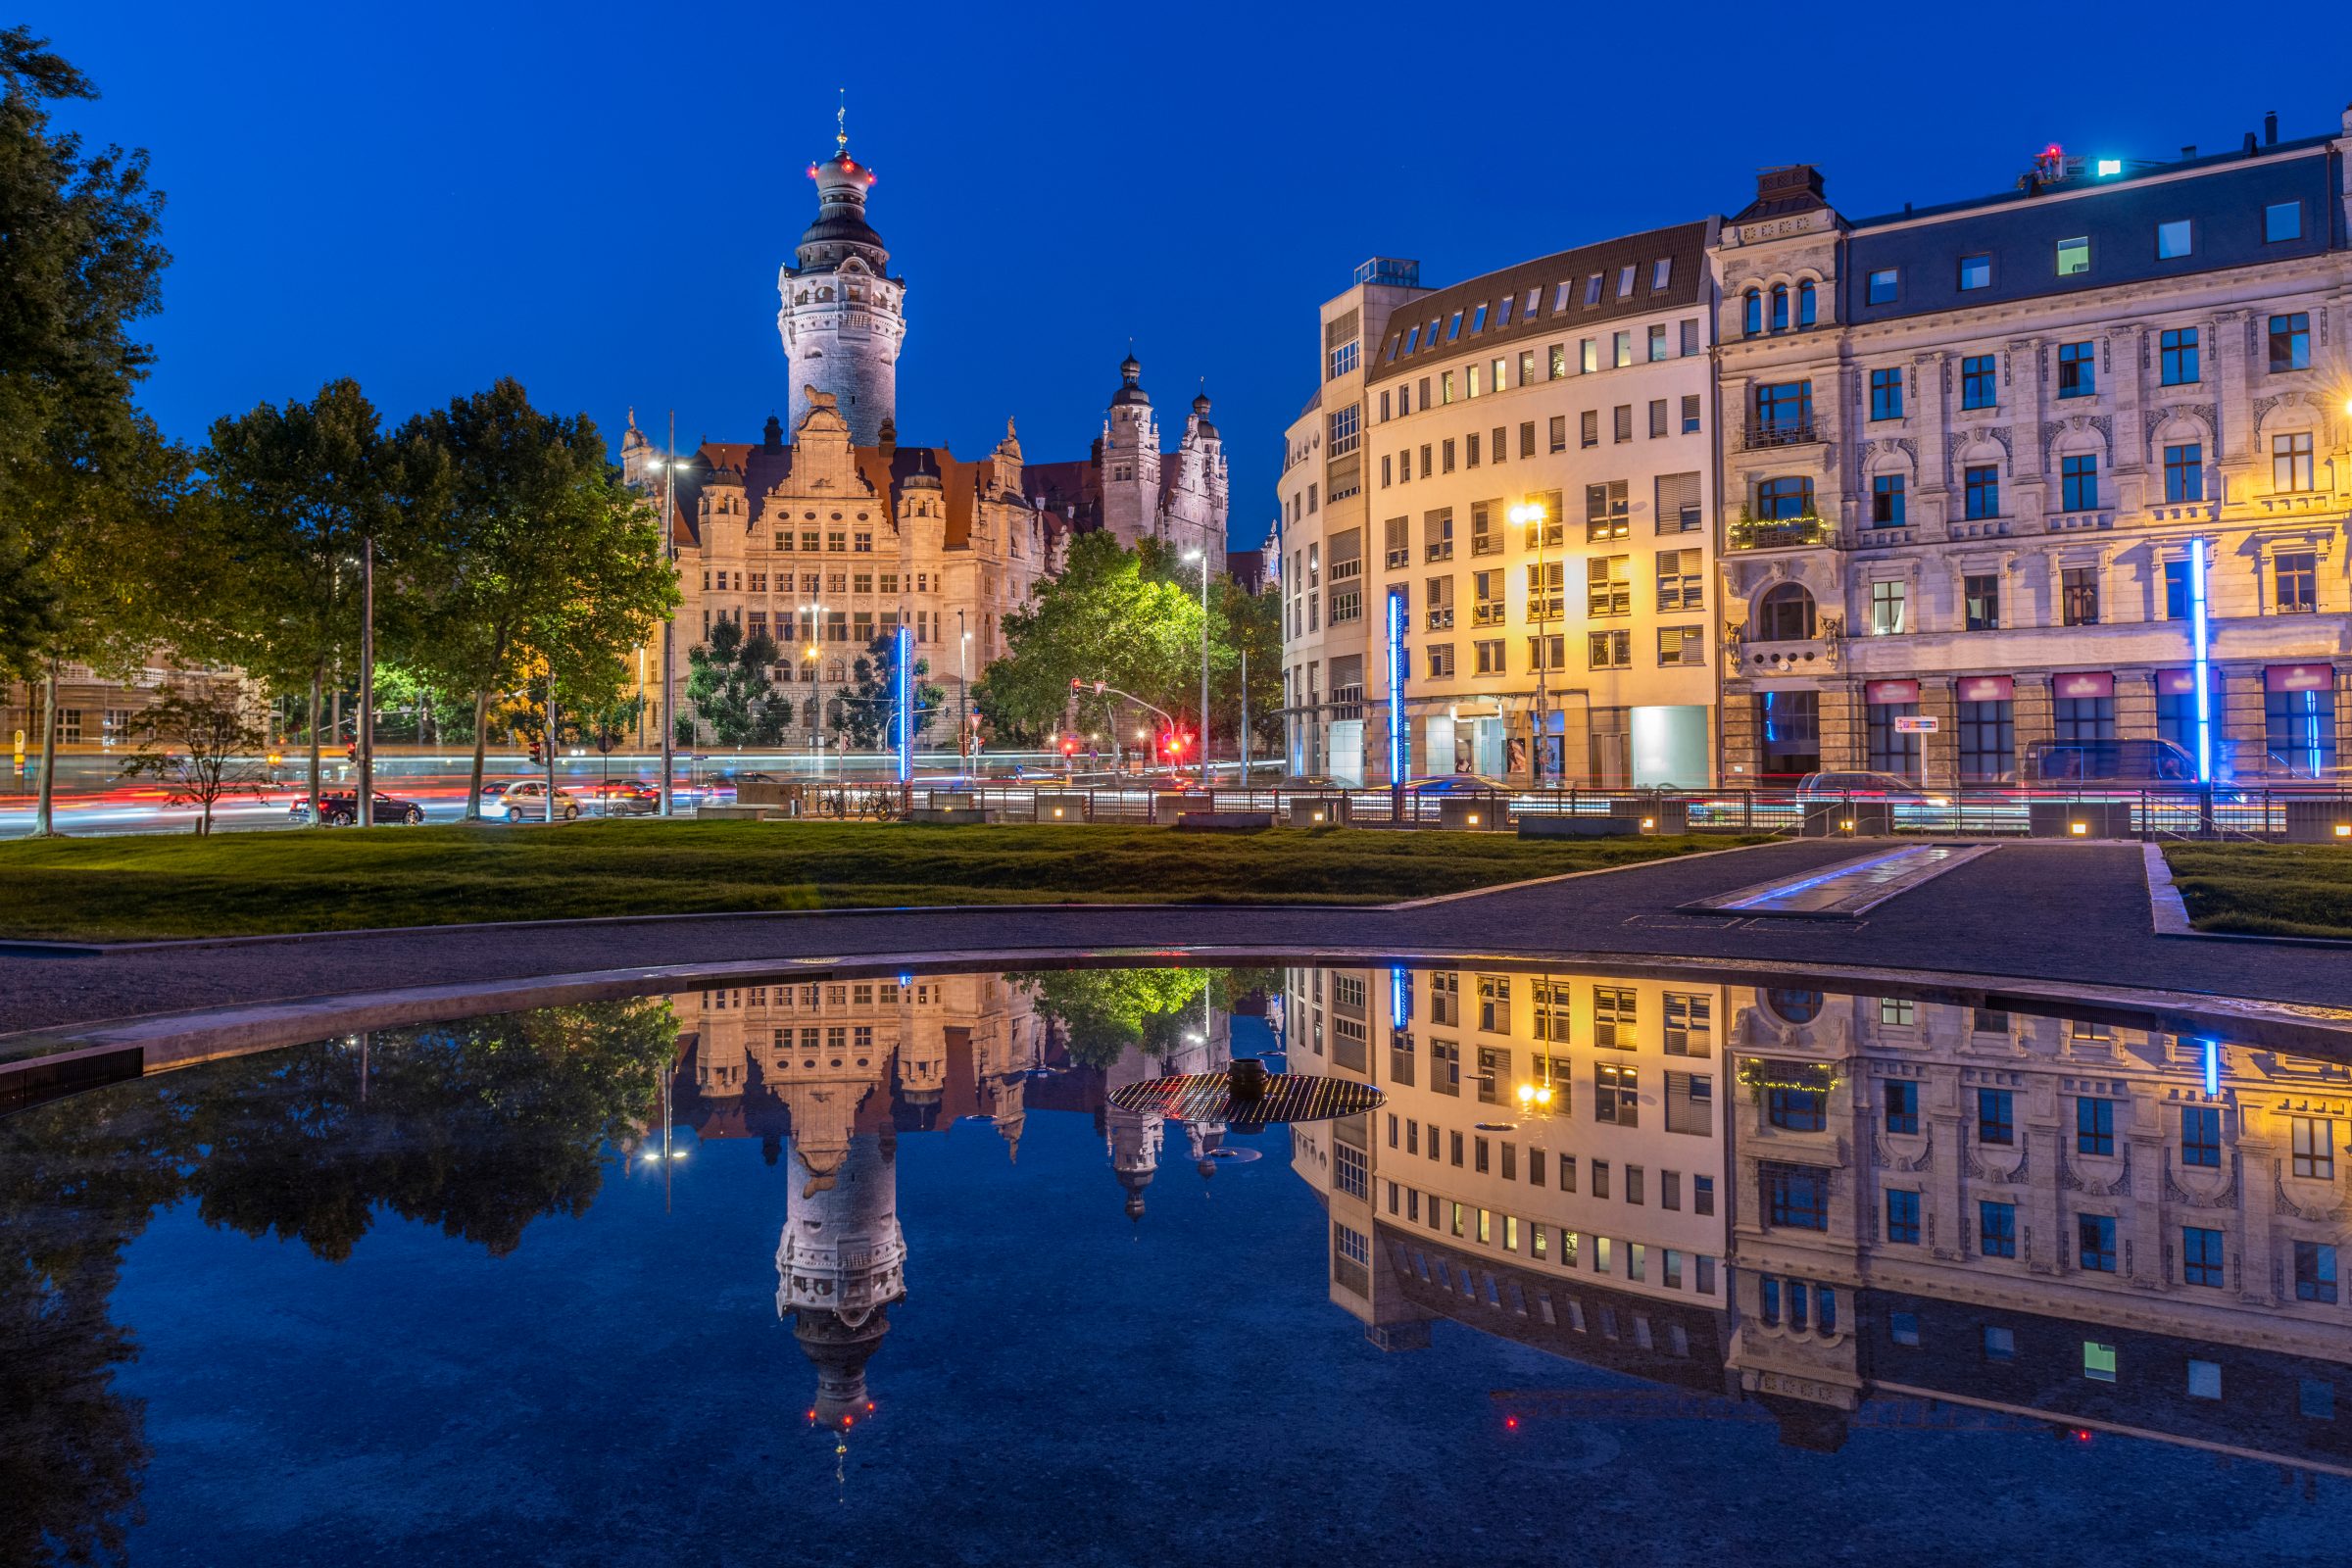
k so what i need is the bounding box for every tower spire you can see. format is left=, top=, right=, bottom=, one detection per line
left=836, top=87, right=848, bottom=157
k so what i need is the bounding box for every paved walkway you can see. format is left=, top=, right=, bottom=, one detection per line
left=4, top=841, right=2349, bottom=1055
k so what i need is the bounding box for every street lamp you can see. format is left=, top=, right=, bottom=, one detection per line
left=803, top=603, right=826, bottom=782
left=956, top=609, right=970, bottom=771
left=1185, top=548, right=1208, bottom=783
left=1508, top=500, right=1549, bottom=786
left=648, top=425, right=684, bottom=816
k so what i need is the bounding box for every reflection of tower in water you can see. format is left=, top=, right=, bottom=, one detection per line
left=1102, top=1045, right=1163, bottom=1221
left=776, top=1134, right=906, bottom=1432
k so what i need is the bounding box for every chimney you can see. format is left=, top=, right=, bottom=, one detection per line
left=2242, top=130, right=2259, bottom=155
left=2264, top=111, right=2278, bottom=145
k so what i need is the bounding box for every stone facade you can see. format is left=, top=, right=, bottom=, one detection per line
left=629, top=124, right=1228, bottom=752
left=1715, top=111, right=2352, bottom=786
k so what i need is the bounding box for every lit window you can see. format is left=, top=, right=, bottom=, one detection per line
left=2156, top=219, right=2191, bottom=259
left=1959, top=254, right=1991, bottom=290
left=1866, top=268, right=1897, bottom=305
left=2265, top=201, right=2303, bottom=242
left=2056, top=236, right=2090, bottom=275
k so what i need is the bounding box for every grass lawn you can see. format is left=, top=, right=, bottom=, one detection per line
left=2164, top=842, right=2352, bottom=940
left=0, top=820, right=1757, bottom=942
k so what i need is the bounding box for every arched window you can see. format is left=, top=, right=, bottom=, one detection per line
left=1743, top=288, right=1763, bottom=337
left=1797, top=280, right=1817, bottom=327
left=1757, top=583, right=1818, bottom=642
left=1770, top=285, right=1789, bottom=332
left=1764, top=988, right=1826, bottom=1024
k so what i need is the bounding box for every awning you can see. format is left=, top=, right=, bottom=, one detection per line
left=2155, top=668, right=2219, bottom=695
left=2266, top=663, right=2334, bottom=694
left=2053, top=671, right=2114, bottom=700
left=1864, top=679, right=1920, bottom=705
left=1956, top=675, right=2014, bottom=703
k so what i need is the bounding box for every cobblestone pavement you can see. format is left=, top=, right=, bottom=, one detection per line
left=2, top=839, right=2346, bottom=1042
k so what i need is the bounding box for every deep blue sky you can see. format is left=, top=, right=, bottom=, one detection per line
left=37, top=2, right=2341, bottom=551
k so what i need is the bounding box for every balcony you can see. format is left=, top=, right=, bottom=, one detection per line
left=1472, top=604, right=1505, bottom=626
left=1727, top=514, right=1830, bottom=552
left=1744, top=420, right=1819, bottom=451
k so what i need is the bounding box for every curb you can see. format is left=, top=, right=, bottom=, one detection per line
left=2144, top=841, right=2352, bottom=950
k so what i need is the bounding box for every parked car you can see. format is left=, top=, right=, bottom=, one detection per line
left=485, top=780, right=581, bottom=821
left=290, top=791, right=427, bottom=826
left=581, top=780, right=659, bottom=815
left=1795, top=771, right=1949, bottom=806
left=2022, top=738, right=2198, bottom=787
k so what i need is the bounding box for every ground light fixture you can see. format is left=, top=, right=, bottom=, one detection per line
left=2070, top=820, right=2090, bottom=836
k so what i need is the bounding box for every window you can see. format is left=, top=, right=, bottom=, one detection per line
left=1647, top=323, right=1669, bottom=364
left=1769, top=284, right=1788, bottom=332
left=2304, top=1380, right=2337, bottom=1420
left=1336, top=1142, right=1368, bottom=1200
left=2182, top=1226, right=2225, bottom=1288
left=1473, top=638, right=1504, bottom=675
left=1797, top=280, right=1816, bottom=326
left=2060, top=453, right=2099, bottom=513
left=2276, top=552, right=2318, bottom=613
left=1656, top=471, right=1701, bottom=533
left=2055, top=693, right=2114, bottom=743
left=2057, top=340, right=2095, bottom=398
left=1612, top=404, right=1632, bottom=442
left=1595, top=1062, right=1638, bottom=1126
left=1588, top=630, right=1631, bottom=669
left=2082, top=1342, right=2118, bottom=1383
left=1613, top=331, right=1634, bottom=368
left=1755, top=475, right=1814, bottom=520
left=2055, top=235, right=2090, bottom=275
left=1964, top=465, right=2000, bottom=519
left=1648, top=399, right=1668, bottom=438
left=2076, top=1097, right=2116, bottom=1155
left=1977, top=1089, right=2014, bottom=1146
left=1763, top=1163, right=1828, bottom=1230
left=1886, top=1190, right=1922, bottom=1245
left=1984, top=1325, right=2016, bottom=1361
left=2266, top=201, right=2303, bottom=242
left=2275, top=432, right=2315, bottom=491
left=1878, top=997, right=1915, bottom=1028
left=1869, top=368, right=1903, bottom=420
left=1693, top=1175, right=1715, bottom=1216
left=1869, top=580, right=1906, bottom=635
left=2270, top=312, right=2311, bottom=371
left=1754, top=379, right=1812, bottom=439
left=2156, top=219, right=2192, bottom=259
left=1964, top=573, right=2000, bottom=631
left=1586, top=481, right=1630, bottom=541
left=1884, top=1080, right=1919, bottom=1134
left=1960, top=354, right=1997, bottom=410
left=1980, top=1200, right=2017, bottom=1258
left=1766, top=1074, right=1826, bottom=1131
left=1519, top=420, right=1535, bottom=459
left=1755, top=582, right=1816, bottom=641
left=1580, top=410, right=1597, bottom=448
left=1547, top=415, right=1567, bottom=453
left=2061, top=567, right=2099, bottom=626
left=2160, top=326, right=2198, bottom=385
left=2292, top=1117, right=2335, bottom=1180
left=1886, top=1309, right=1919, bottom=1347
left=1742, top=289, right=1762, bottom=336
left=1959, top=254, right=1991, bottom=290
left=1586, top=555, right=1630, bottom=616
left=2295, top=1241, right=2339, bottom=1303
left=1866, top=268, right=1897, bottom=305
left=1663, top=993, right=1710, bottom=1056
left=1655, top=549, right=1703, bottom=612
left=1681, top=394, right=1701, bottom=434
left=1580, top=337, right=1598, bottom=373
left=2164, top=442, right=2204, bottom=503
left=2181, top=1103, right=2222, bottom=1167
left=1425, top=643, right=1454, bottom=678
left=2079, top=1214, right=2117, bottom=1272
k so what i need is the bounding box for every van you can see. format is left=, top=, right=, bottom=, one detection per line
left=2021, top=738, right=2197, bottom=786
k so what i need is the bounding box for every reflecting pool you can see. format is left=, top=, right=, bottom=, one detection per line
left=5, top=964, right=2349, bottom=1565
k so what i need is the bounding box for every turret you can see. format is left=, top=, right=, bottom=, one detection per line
left=1101, top=351, right=1160, bottom=547
left=777, top=1136, right=906, bottom=1430
left=778, top=115, right=905, bottom=445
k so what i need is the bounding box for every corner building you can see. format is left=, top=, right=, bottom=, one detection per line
left=1280, top=232, right=1723, bottom=786
left=1714, top=109, right=2352, bottom=785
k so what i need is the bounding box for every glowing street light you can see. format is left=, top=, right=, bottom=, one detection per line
left=1509, top=501, right=1550, bottom=784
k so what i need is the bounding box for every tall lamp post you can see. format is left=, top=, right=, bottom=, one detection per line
left=956, top=609, right=970, bottom=772
left=1509, top=500, right=1549, bottom=785
left=803, top=603, right=827, bottom=783
left=357, top=535, right=375, bottom=827
left=1184, top=548, right=1208, bottom=782
left=655, top=416, right=681, bottom=816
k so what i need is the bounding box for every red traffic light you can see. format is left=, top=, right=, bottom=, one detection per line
left=1068, top=677, right=1083, bottom=691
left=1060, top=738, right=1077, bottom=756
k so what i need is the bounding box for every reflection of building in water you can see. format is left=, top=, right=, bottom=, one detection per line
left=1288, top=964, right=2352, bottom=1471
left=676, top=975, right=1047, bottom=1169
left=1286, top=963, right=1733, bottom=1357
left=778, top=1134, right=906, bottom=1430
left=1726, top=986, right=2352, bottom=1467
left=1100, top=998, right=1236, bottom=1219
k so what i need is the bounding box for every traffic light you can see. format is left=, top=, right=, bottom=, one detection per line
left=1060, top=736, right=1077, bottom=757
left=528, top=738, right=543, bottom=765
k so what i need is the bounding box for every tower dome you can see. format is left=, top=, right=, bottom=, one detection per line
left=1190, top=388, right=1217, bottom=439
left=777, top=109, right=905, bottom=446
left=1111, top=351, right=1151, bottom=407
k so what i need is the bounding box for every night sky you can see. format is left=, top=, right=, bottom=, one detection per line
left=35, top=1, right=2340, bottom=552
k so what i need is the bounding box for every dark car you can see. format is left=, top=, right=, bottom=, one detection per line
left=2022, top=738, right=2197, bottom=787
left=294, top=791, right=426, bottom=826
left=582, top=780, right=660, bottom=815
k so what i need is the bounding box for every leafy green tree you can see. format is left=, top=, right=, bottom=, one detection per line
left=980, top=532, right=1217, bottom=739
left=1219, top=577, right=1285, bottom=760
left=684, top=616, right=785, bottom=748
left=116, top=678, right=274, bottom=835
left=0, top=29, right=179, bottom=836
left=185, top=379, right=397, bottom=822
left=1015, top=967, right=1221, bottom=1068
left=832, top=632, right=943, bottom=751
left=396, top=379, right=678, bottom=816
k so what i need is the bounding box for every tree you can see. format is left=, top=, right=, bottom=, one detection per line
left=832, top=632, right=943, bottom=751
left=185, top=379, right=395, bottom=824
left=0, top=28, right=176, bottom=835
left=397, top=380, right=678, bottom=817
left=683, top=616, right=785, bottom=748
left=1219, top=577, right=1285, bottom=760
left=116, top=678, right=273, bottom=834
left=980, top=532, right=1231, bottom=752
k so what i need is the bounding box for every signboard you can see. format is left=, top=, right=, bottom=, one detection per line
left=1892, top=715, right=1938, bottom=734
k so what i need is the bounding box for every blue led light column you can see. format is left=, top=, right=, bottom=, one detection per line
left=1387, top=586, right=1407, bottom=820
left=2202, top=1037, right=2221, bottom=1098
left=895, top=622, right=913, bottom=796
left=2188, top=537, right=2214, bottom=835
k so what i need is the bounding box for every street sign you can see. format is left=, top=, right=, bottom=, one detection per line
left=1893, top=715, right=1938, bottom=734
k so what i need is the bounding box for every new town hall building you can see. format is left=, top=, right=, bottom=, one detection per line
left=1280, top=99, right=2352, bottom=788
left=626, top=124, right=1229, bottom=748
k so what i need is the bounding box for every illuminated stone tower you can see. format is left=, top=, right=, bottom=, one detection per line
left=778, top=108, right=905, bottom=445
left=777, top=1134, right=906, bottom=1429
